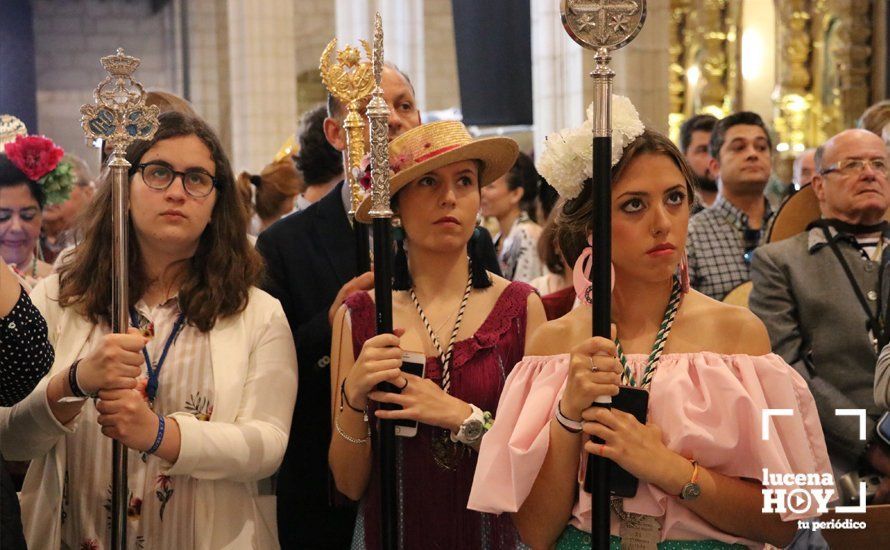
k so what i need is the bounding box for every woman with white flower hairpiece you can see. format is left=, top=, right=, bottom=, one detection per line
left=467, top=97, right=832, bottom=549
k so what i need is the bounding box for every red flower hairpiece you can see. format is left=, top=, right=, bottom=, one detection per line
left=4, top=135, right=64, bottom=182
left=358, top=164, right=372, bottom=191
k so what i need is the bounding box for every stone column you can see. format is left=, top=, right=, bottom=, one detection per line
left=378, top=0, right=426, bottom=110
left=335, top=0, right=371, bottom=47
left=605, top=0, right=673, bottom=135
left=187, top=0, right=230, bottom=151
left=225, top=0, right=298, bottom=172
left=531, top=0, right=583, bottom=155
left=294, top=0, right=337, bottom=114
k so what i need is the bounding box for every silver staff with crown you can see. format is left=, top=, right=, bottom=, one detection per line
left=80, top=48, right=160, bottom=550
left=559, top=2, right=647, bottom=549
left=365, top=12, right=399, bottom=549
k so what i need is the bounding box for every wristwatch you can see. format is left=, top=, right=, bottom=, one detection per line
left=679, top=460, right=701, bottom=501
left=451, top=405, right=493, bottom=445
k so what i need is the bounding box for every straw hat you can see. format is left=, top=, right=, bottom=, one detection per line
left=767, top=184, right=822, bottom=243
left=355, top=120, right=519, bottom=223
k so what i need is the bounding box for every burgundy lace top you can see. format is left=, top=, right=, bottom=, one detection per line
left=344, top=281, right=535, bottom=550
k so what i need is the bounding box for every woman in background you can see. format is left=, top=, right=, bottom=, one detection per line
left=481, top=151, right=544, bottom=282
left=1, top=135, right=74, bottom=287
left=237, top=157, right=303, bottom=235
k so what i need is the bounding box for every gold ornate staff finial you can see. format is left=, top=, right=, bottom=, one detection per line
left=80, top=48, right=160, bottom=155
left=320, top=38, right=376, bottom=216
left=367, top=12, right=392, bottom=219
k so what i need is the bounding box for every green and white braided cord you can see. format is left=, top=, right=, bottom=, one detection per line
left=615, top=276, right=683, bottom=389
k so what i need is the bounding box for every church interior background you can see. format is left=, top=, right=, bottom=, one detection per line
left=1, top=0, right=887, bottom=183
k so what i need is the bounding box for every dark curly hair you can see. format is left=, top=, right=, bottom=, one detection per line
left=58, top=111, right=264, bottom=332
left=295, top=106, right=343, bottom=186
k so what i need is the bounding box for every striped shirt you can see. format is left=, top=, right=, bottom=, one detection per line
left=62, top=297, right=213, bottom=550
left=687, top=195, right=773, bottom=300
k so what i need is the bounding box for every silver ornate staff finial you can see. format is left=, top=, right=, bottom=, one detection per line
left=78, top=48, right=159, bottom=550
left=80, top=48, right=160, bottom=155
left=367, top=12, right=392, bottom=218
left=561, top=0, right=647, bottom=136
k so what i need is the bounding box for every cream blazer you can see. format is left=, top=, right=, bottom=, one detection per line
left=0, top=275, right=297, bottom=549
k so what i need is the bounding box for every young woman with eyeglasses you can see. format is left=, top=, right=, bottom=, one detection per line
left=0, top=112, right=297, bottom=549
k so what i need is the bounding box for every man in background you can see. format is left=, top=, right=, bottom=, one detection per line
left=679, top=114, right=719, bottom=210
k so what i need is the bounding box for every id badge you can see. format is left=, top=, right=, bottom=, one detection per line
left=619, top=512, right=661, bottom=550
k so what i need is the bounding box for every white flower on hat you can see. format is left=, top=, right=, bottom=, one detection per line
left=538, top=95, right=645, bottom=200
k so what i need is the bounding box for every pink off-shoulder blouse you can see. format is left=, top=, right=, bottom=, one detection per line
left=468, top=352, right=833, bottom=548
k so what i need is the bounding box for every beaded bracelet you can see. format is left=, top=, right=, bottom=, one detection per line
left=147, top=414, right=166, bottom=454
left=68, top=359, right=89, bottom=398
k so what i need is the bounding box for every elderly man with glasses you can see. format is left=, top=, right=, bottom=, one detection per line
left=750, top=129, right=890, bottom=500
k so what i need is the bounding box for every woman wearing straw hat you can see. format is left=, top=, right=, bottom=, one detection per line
left=467, top=98, right=832, bottom=549
left=328, top=120, right=546, bottom=549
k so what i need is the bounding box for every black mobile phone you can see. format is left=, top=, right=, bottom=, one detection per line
left=394, top=351, right=426, bottom=438
left=582, top=386, right=649, bottom=497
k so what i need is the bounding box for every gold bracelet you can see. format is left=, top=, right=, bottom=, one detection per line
left=335, top=413, right=371, bottom=445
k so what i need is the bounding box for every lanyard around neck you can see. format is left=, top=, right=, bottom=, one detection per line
left=130, top=308, right=186, bottom=405
left=817, top=225, right=887, bottom=350
left=409, top=261, right=473, bottom=394
left=615, top=277, right=683, bottom=390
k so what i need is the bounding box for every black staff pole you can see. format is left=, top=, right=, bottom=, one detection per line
left=367, top=13, right=398, bottom=550
left=560, top=2, right=647, bottom=549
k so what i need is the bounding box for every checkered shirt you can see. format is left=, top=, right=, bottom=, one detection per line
left=687, top=195, right=773, bottom=300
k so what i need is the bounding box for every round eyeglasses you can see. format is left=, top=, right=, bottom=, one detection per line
left=135, top=162, right=219, bottom=198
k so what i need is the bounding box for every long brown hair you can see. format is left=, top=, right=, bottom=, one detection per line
left=555, top=129, right=696, bottom=267
left=58, top=112, right=263, bottom=331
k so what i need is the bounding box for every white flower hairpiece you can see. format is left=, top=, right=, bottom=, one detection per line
left=537, top=95, right=645, bottom=200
